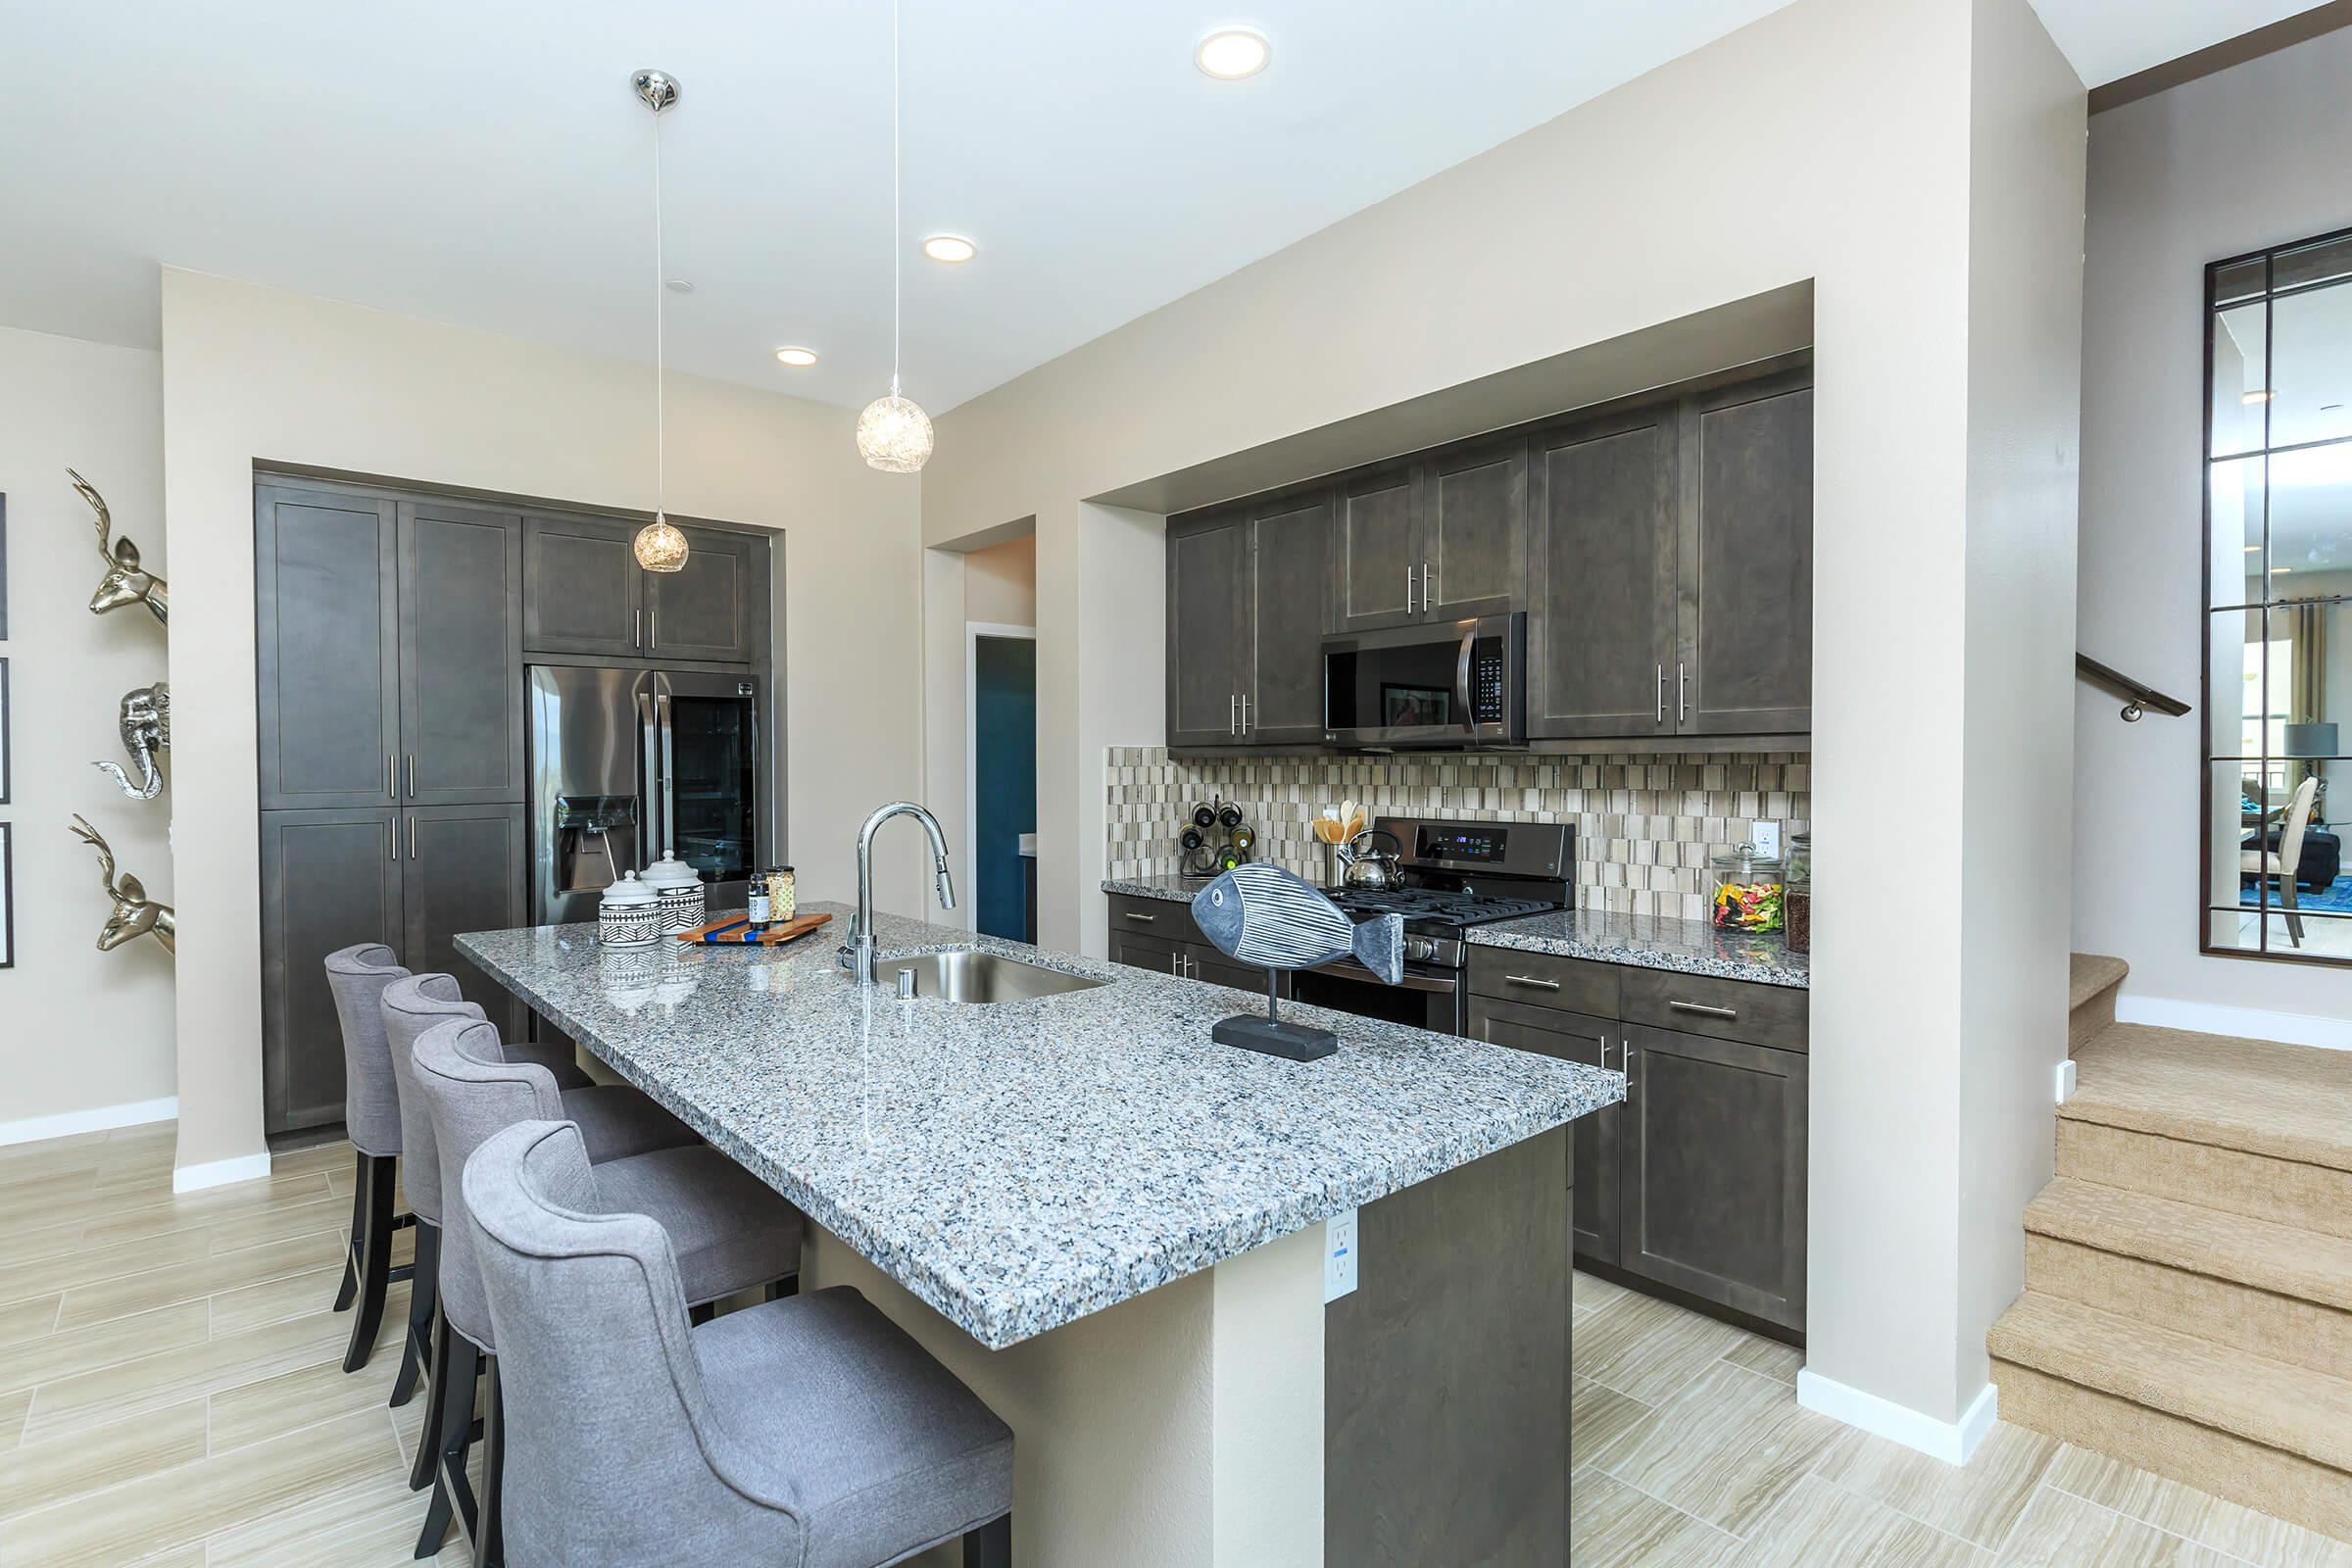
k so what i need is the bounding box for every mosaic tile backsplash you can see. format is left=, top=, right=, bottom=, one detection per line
left=1105, top=748, right=1810, bottom=922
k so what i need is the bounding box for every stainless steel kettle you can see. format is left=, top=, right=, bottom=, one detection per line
left=1337, top=828, right=1404, bottom=890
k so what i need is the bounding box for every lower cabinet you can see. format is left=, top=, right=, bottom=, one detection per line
left=1469, top=998, right=1621, bottom=1266
left=261, top=802, right=527, bottom=1137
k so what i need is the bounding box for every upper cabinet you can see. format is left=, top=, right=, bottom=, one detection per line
left=1245, top=494, right=1331, bottom=743
left=1678, top=381, right=1813, bottom=735
left=1423, top=438, right=1527, bottom=620
left=256, top=485, right=402, bottom=810
left=523, top=515, right=765, bottom=665
left=1166, top=514, right=1251, bottom=747
left=1332, top=466, right=1421, bottom=632
left=400, top=501, right=525, bottom=804
left=1527, top=412, right=1680, bottom=739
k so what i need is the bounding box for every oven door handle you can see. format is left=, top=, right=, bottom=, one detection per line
left=1316, top=957, right=1458, bottom=996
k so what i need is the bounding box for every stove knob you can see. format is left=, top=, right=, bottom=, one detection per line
left=1403, top=937, right=1438, bottom=962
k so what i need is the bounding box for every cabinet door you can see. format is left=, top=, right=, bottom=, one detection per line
left=1422, top=439, right=1527, bottom=620
left=260, top=808, right=404, bottom=1136
left=1621, top=1025, right=1807, bottom=1331
left=1678, top=382, right=1812, bottom=735
left=1108, top=929, right=1185, bottom=976
left=1246, top=495, right=1331, bottom=742
left=1526, top=414, right=1679, bottom=739
left=400, top=502, right=525, bottom=805
left=1187, top=945, right=1277, bottom=998
left=522, top=514, right=644, bottom=658
left=1165, top=515, right=1250, bottom=747
left=1470, top=996, right=1622, bottom=1266
left=255, top=486, right=400, bottom=810
left=403, top=803, right=530, bottom=1041
left=648, top=525, right=760, bottom=663
left=1331, top=466, right=1422, bottom=631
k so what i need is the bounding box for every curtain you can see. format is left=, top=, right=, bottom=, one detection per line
left=2286, top=602, right=2327, bottom=814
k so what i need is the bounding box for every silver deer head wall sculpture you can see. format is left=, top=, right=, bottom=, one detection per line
left=69, top=814, right=176, bottom=955
left=68, top=468, right=169, bottom=624
left=94, top=681, right=171, bottom=801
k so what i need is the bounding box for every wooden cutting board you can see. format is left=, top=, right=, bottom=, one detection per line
left=679, top=911, right=833, bottom=947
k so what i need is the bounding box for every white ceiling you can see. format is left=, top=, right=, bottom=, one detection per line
left=0, top=1, right=2330, bottom=413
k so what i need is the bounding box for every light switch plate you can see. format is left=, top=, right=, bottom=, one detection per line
left=1323, top=1207, right=1359, bottom=1302
left=1750, top=820, right=1783, bottom=860
left=2055, top=1058, right=2077, bottom=1104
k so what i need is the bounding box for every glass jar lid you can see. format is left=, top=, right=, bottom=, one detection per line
left=1710, top=847, right=1784, bottom=878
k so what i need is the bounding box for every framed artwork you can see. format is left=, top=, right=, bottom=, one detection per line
left=0, top=823, right=13, bottom=969
left=1380, top=682, right=1451, bottom=728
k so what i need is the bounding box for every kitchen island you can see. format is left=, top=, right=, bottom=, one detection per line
left=458, top=903, right=1622, bottom=1568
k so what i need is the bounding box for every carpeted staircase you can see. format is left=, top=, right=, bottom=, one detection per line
left=1988, top=956, right=2352, bottom=1543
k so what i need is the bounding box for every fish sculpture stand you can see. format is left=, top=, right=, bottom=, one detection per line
left=1190, top=862, right=1404, bottom=1060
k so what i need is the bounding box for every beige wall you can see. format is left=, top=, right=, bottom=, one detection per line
left=963, top=535, right=1036, bottom=627
left=0, top=325, right=177, bottom=1135
left=922, top=0, right=2084, bottom=1438
left=159, top=270, right=923, bottom=1173
left=2075, top=24, right=2352, bottom=1026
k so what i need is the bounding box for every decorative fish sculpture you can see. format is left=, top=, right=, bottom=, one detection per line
left=1191, top=862, right=1404, bottom=984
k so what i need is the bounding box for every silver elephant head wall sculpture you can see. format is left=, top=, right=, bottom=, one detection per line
left=69, top=814, right=176, bottom=955
left=94, top=681, right=171, bottom=801
left=69, top=468, right=169, bottom=624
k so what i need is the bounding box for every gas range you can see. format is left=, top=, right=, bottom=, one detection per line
left=1319, top=816, right=1574, bottom=971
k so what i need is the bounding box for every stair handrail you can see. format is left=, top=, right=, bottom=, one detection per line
left=2077, top=653, right=2191, bottom=723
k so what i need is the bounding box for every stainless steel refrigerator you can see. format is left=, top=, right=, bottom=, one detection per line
left=527, top=665, right=765, bottom=926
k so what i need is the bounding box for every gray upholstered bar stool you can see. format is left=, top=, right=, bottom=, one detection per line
left=413, top=1021, right=807, bottom=1567
left=321, top=943, right=421, bottom=1384
left=464, top=1119, right=1012, bottom=1568
left=380, top=973, right=684, bottom=1497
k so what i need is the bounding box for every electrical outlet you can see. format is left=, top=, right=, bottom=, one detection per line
left=1750, top=821, right=1783, bottom=860
left=1323, top=1207, right=1359, bottom=1302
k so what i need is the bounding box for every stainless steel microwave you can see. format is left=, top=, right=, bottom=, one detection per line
left=1321, top=613, right=1526, bottom=749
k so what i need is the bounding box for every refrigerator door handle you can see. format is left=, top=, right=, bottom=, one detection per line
left=636, top=688, right=660, bottom=866
left=656, top=691, right=676, bottom=860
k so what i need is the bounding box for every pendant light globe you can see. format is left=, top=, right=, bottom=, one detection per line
left=857, top=391, right=933, bottom=473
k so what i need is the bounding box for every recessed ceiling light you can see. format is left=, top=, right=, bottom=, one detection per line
left=921, top=233, right=977, bottom=265
left=2243, top=388, right=2275, bottom=404
left=774, top=346, right=819, bottom=368
left=664, top=277, right=694, bottom=293
left=1195, top=26, right=1271, bottom=80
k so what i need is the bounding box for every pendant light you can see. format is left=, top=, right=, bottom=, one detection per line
left=631, top=69, right=691, bottom=572
left=856, top=0, right=934, bottom=473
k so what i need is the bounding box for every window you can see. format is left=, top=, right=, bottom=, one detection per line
left=2204, top=228, right=2352, bottom=964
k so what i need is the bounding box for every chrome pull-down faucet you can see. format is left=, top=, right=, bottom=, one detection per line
left=840, top=802, right=956, bottom=985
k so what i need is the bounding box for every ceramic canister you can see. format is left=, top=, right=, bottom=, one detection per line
left=598, top=870, right=662, bottom=949
left=640, top=851, right=707, bottom=936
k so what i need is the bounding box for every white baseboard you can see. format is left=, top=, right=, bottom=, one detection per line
left=172, top=1151, right=273, bottom=1194
left=1796, top=1369, right=1997, bottom=1465
left=2115, top=995, right=2352, bottom=1052
left=0, top=1096, right=177, bottom=1149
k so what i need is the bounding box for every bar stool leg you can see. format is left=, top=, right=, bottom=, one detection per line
left=343, top=1154, right=397, bottom=1372
left=475, top=1353, right=504, bottom=1568
left=409, top=1288, right=451, bottom=1492
left=416, top=1334, right=482, bottom=1560
left=962, top=1511, right=1012, bottom=1568
left=391, top=1220, right=439, bottom=1407
left=332, top=1150, right=368, bottom=1312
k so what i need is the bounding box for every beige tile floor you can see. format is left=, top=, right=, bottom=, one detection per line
left=1569, top=1268, right=2352, bottom=1567
left=3, top=1123, right=2346, bottom=1566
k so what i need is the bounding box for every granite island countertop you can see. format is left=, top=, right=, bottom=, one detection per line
left=457, top=903, right=1622, bottom=1350
left=1103, top=873, right=1807, bottom=989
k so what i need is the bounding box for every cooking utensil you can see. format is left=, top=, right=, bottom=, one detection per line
left=1337, top=827, right=1404, bottom=890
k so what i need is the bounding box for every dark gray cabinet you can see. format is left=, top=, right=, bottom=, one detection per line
left=255, top=487, right=401, bottom=810
left=1470, top=996, right=1621, bottom=1265
left=1622, top=1025, right=1808, bottom=1331
left=648, top=524, right=759, bottom=663
left=1679, top=381, right=1813, bottom=735
left=260, top=807, right=405, bottom=1136
left=1246, top=496, right=1331, bottom=743
left=1423, top=438, right=1527, bottom=620
left=402, top=803, right=530, bottom=1041
left=1332, top=466, right=1421, bottom=632
left=1527, top=414, right=1679, bottom=739
left=1165, top=515, right=1250, bottom=747
left=1107, top=894, right=1287, bottom=995
left=400, top=502, right=525, bottom=804
left=522, top=514, right=643, bottom=658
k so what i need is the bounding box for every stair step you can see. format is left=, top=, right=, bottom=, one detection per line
left=2028, top=1178, right=2352, bottom=1312
left=2065, top=1023, right=2352, bottom=1173
left=2067, top=954, right=2128, bottom=1055
left=2055, top=1120, right=2352, bottom=1241
left=1988, top=1292, right=2352, bottom=1474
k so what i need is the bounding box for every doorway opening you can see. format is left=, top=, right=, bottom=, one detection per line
left=968, top=623, right=1038, bottom=942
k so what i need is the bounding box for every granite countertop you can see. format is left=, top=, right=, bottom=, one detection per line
left=456, top=903, right=1622, bottom=1350
left=1102, top=874, right=1808, bottom=989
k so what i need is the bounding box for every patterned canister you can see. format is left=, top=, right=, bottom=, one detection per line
left=640, top=851, right=706, bottom=936
left=765, top=865, right=796, bottom=922
left=598, top=871, right=662, bottom=949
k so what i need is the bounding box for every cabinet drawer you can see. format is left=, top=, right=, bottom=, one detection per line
left=1108, top=894, right=1202, bottom=947
left=1467, top=946, right=1620, bottom=1015
left=1621, top=968, right=1807, bottom=1054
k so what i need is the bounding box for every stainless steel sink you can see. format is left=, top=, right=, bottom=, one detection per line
left=874, top=950, right=1107, bottom=1004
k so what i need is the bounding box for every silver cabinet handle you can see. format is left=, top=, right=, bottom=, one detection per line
left=1505, top=974, right=1562, bottom=992
left=407, top=755, right=416, bottom=798
left=408, top=815, right=417, bottom=859
left=1240, top=694, right=1251, bottom=734
left=1405, top=564, right=1416, bottom=613
left=1677, top=662, right=1688, bottom=723
left=1668, top=1000, right=1739, bottom=1020
left=1423, top=559, right=1434, bottom=610
left=387, top=820, right=396, bottom=862
left=386, top=757, right=395, bottom=799
left=1229, top=694, right=1238, bottom=736
left=1171, top=953, right=1184, bottom=977
left=635, top=609, right=643, bottom=649
left=1186, top=955, right=1199, bottom=978
left=1656, top=664, right=1666, bottom=724
left=650, top=608, right=659, bottom=651
left=1123, top=911, right=1157, bottom=923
